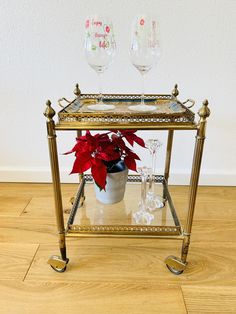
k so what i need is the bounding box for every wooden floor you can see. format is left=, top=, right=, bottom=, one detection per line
left=0, top=183, right=236, bottom=313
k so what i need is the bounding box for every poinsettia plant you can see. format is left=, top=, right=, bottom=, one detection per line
left=66, top=130, right=145, bottom=190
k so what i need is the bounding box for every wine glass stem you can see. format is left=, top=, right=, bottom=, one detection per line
left=141, top=73, right=145, bottom=106
left=141, top=173, right=147, bottom=210
left=149, top=150, right=157, bottom=193
left=98, top=72, right=103, bottom=104
left=152, top=150, right=157, bottom=176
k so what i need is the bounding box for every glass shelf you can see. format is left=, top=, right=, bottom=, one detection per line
left=66, top=175, right=182, bottom=237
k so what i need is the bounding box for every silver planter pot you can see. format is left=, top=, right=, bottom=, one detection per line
left=94, top=166, right=128, bottom=204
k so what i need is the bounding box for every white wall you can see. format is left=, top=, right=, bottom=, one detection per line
left=0, top=0, right=235, bottom=185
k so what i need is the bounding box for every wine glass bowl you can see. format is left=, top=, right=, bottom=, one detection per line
left=84, top=16, right=116, bottom=109
left=129, top=15, right=161, bottom=112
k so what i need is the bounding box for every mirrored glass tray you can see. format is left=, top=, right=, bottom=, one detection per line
left=57, top=94, right=195, bottom=128
left=66, top=175, right=182, bottom=237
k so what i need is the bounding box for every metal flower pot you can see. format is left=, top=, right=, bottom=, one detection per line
left=94, top=161, right=128, bottom=204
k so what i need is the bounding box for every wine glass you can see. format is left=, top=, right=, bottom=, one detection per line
left=128, top=15, right=161, bottom=112
left=84, top=16, right=116, bottom=111
left=146, top=139, right=164, bottom=211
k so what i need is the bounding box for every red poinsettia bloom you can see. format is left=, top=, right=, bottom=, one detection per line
left=105, top=25, right=110, bottom=33
left=85, top=19, right=90, bottom=28
left=140, top=18, right=145, bottom=26
left=65, top=130, right=145, bottom=190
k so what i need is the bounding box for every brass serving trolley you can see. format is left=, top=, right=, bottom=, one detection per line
left=44, top=84, right=210, bottom=275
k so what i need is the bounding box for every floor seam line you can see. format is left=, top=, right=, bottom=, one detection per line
left=22, top=244, right=40, bottom=282
left=180, top=285, right=189, bottom=314
left=19, top=198, right=32, bottom=216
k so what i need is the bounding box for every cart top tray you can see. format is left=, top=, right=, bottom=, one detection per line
left=56, top=94, right=196, bottom=130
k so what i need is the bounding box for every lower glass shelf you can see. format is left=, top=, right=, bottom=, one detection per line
left=66, top=175, right=182, bottom=237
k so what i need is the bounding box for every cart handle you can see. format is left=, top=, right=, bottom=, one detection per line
left=182, top=99, right=195, bottom=109
left=58, top=97, right=73, bottom=109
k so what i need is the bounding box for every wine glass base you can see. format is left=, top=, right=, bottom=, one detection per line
left=128, top=104, right=157, bottom=112
left=87, top=104, right=115, bottom=111
left=146, top=192, right=164, bottom=212
left=133, top=209, right=154, bottom=225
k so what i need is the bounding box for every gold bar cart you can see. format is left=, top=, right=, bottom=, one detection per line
left=44, top=84, right=210, bottom=275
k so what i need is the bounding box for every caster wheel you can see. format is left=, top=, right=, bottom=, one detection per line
left=50, top=264, right=67, bottom=273
left=48, top=255, right=69, bottom=273
left=165, top=255, right=186, bottom=275
left=166, top=264, right=184, bottom=275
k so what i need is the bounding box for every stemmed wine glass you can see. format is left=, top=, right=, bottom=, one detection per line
left=84, top=15, right=116, bottom=111
left=146, top=139, right=164, bottom=210
left=129, top=15, right=161, bottom=112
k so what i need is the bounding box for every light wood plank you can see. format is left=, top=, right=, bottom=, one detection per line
left=21, top=197, right=72, bottom=217
left=19, top=185, right=236, bottom=221
left=169, top=185, right=236, bottom=202
left=175, top=199, right=236, bottom=221
left=0, top=183, right=234, bottom=202
left=0, top=217, right=58, bottom=243
left=0, top=281, right=186, bottom=314
left=25, top=241, right=236, bottom=286
left=25, top=240, right=182, bottom=283
left=0, top=196, right=31, bottom=216
left=182, top=285, right=236, bottom=313
left=1, top=183, right=235, bottom=220
left=191, top=219, right=236, bottom=242
left=0, top=243, right=39, bottom=280
left=0, top=217, right=233, bottom=244
left=0, top=183, right=77, bottom=197
left=169, top=185, right=236, bottom=220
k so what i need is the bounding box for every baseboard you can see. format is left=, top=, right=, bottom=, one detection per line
left=0, top=167, right=235, bottom=186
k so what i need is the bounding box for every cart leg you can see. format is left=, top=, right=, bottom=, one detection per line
left=166, top=100, right=210, bottom=274
left=163, top=130, right=174, bottom=201
left=68, top=130, right=85, bottom=210
left=163, top=84, right=178, bottom=198
left=44, top=100, right=69, bottom=272
left=77, top=130, right=86, bottom=206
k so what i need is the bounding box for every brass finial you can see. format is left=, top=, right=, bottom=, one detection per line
left=198, top=99, right=210, bottom=119
left=74, top=83, right=81, bottom=97
left=44, top=100, right=55, bottom=121
left=172, top=84, right=179, bottom=98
